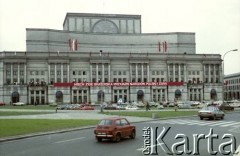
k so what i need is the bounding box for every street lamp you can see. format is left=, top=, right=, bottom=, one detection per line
left=100, top=50, right=103, bottom=113
left=222, top=49, right=238, bottom=104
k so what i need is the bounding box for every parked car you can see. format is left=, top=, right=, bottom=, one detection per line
left=104, top=105, right=117, bottom=110
left=116, top=105, right=126, bottom=110
left=136, top=102, right=145, bottom=107
left=178, top=104, right=192, bottom=109
left=94, top=117, right=136, bottom=142
left=0, top=102, right=6, bottom=106
left=148, top=102, right=158, bottom=107
left=80, top=106, right=95, bottom=110
left=157, top=105, right=164, bottom=109
left=125, top=105, right=139, bottom=110
left=198, top=106, right=224, bottom=120
left=13, top=102, right=25, bottom=106
left=219, top=103, right=234, bottom=111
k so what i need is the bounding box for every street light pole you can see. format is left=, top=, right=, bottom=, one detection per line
left=222, top=49, right=238, bottom=105
left=100, top=50, right=103, bottom=113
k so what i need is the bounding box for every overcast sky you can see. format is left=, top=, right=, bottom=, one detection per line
left=0, top=0, right=239, bottom=75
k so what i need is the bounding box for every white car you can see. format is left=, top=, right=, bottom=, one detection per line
left=13, top=102, right=26, bottom=106
left=136, top=102, right=145, bottom=107
left=126, top=105, right=139, bottom=110
left=157, top=105, right=164, bottom=109
left=149, top=102, right=158, bottom=107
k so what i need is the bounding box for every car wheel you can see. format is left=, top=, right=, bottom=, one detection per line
left=130, top=130, right=136, bottom=139
left=97, top=137, right=102, bottom=142
left=221, top=116, right=224, bottom=120
left=114, top=133, right=121, bottom=143
left=200, top=117, right=203, bottom=120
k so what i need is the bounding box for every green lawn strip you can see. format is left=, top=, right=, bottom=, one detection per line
left=0, top=105, right=56, bottom=110
left=0, top=119, right=99, bottom=138
left=102, top=111, right=197, bottom=118
left=0, top=111, right=55, bottom=116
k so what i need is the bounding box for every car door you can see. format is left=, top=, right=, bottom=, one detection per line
left=120, top=119, right=130, bottom=137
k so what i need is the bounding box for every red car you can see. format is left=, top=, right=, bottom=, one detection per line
left=80, top=106, right=95, bottom=110
left=0, top=102, right=6, bottom=106
left=94, top=117, right=136, bottom=142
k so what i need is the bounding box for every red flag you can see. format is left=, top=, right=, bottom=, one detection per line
left=164, top=41, right=167, bottom=52
left=158, top=42, right=161, bottom=52
left=75, top=39, right=78, bottom=51
left=68, top=39, right=72, bottom=51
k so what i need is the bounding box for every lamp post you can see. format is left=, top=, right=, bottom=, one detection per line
left=222, top=49, right=238, bottom=104
left=100, top=50, right=103, bottom=113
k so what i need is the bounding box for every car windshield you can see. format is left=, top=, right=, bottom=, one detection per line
left=98, top=119, right=113, bottom=126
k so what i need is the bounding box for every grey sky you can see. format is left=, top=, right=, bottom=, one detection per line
left=0, top=0, right=239, bottom=75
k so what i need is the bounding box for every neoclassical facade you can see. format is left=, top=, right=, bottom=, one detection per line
left=0, top=13, right=223, bottom=104
left=224, top=73, right=240, bottom=100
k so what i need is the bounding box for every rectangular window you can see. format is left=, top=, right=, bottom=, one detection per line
left=35, top=71, right=38, bottom=75
left=41, top=71, right=44, bottom=75
left=83, top=71, right=86, bottom=75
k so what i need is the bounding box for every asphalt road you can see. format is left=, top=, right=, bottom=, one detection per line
left=0, top=113, right=239, bottom=156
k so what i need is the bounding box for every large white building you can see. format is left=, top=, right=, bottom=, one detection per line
left=0, top=13, right=223, bottom=105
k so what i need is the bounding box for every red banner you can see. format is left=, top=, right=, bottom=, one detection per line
left=54, top=82, right=183, bottom=87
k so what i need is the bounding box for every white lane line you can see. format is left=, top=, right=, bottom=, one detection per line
left=220, top=122, right=240, bottom=127
left=209, top=121, right=236, bottom=126
left=53, top=137, right=85, bottom=144
left=233, top=145, right=240, bottom=156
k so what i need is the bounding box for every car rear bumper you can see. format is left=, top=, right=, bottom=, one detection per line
left=96, top=134, right=113, bottom=138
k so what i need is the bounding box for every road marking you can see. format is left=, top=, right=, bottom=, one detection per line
left=53, top=137, right=85, bottom=144
left=220, top=122, right=240, bottom=127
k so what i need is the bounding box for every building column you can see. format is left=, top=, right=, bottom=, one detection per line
left=178, top=64, right=181, bottom=82
left=90, top=64, right=92, bottom=82
left=61, top=64, right=63, bottom=82
left=39, top=91, right=42, bottom=104
left=48, top=64, right=50, bottom=84
left=136, top=64, right=138, bottom=81
left=147, top=64, right=150, bottom=82
left=203, top=64, right=205, bottom=83
left=96, top=64, right=99, bottom=82
left=173, top=64, right=175, bottom=82
left=108, top=64, right=111, bottom=82
left=102, top=63, right=104, bottom=82
left=141, top=63, right=144, bottom=82
left=54, top=64, right=57, bottom=83
left=67, top=64, right=70, bottom=82
left=17, top=63, right=20, bottom=84
left=208, top=64, right=211, bottom=83
left=184, top=64, right=187, bottom=82
left=130, top=63, right=132, bottom=82
left=219, top=64, right=222, bottom=83
left=213, top=64, right=216, bottom=83
left=24, top=64, right=27, bottom=84
left=167, top=64, right=170, bottom=81
left=10, top=63, right=13, bottom=83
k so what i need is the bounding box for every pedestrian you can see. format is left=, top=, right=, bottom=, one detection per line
left=146, top=101, right=150, bottom=111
